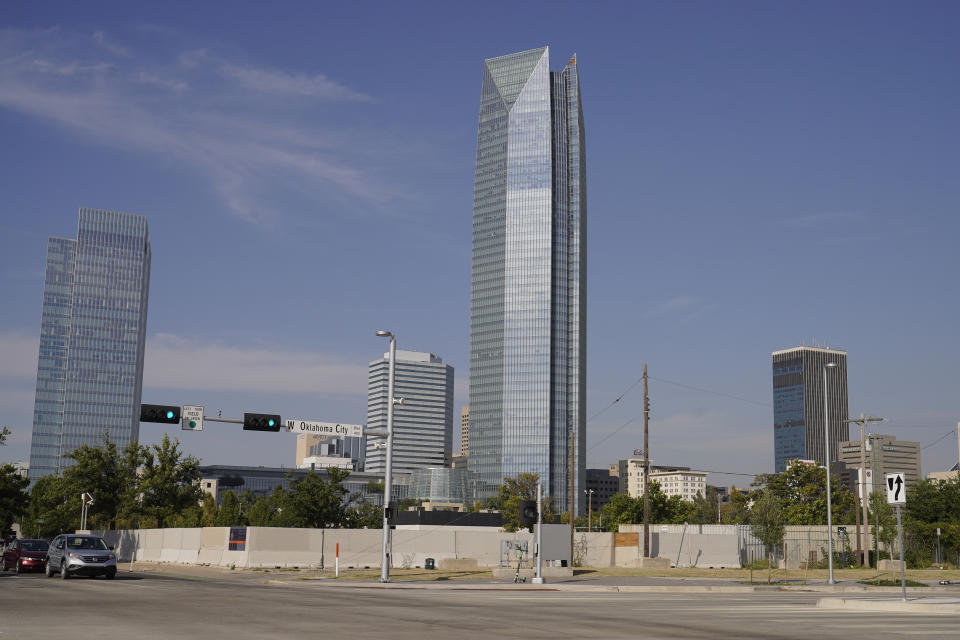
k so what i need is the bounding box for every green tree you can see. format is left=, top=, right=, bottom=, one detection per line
left=690, top=486, right=721, bottom=525
left=63, top=436, right=147, bottom=530
left=344, top=501, right=382, bottom=529
left=215, top=490, right=244, bottom=526
left=0, top=425, right=10, bottom=446
left=869, top=491, right=897, bottom=558
left=599, top=493, right=642, bottom=532
left=200, top=491, right=219, bottom=526
left=283, top=468, right=350, bottom=528
left=726, top=486, right=752, bottom=524
left=0, top=463, right=29, bottom=536
left=24, top=475, right=75, bottom=538
left=754, top=462, right=855, bottom=525
left=750, top=489, right=785, bottom=581
left=137, top=434, right=202, bottom=527
left=495, top=473, right=556, bottom=532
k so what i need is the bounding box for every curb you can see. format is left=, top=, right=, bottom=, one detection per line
left=817, top=597, right=960, bottom=614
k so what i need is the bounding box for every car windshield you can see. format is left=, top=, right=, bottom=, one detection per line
left=67, top=537, right=109, bottom=551
left=21, top=540, right=49, bottom=552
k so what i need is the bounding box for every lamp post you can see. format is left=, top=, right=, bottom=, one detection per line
left=376, top=330, right=397, bottom=583
left=823, top=362, right=838, bottom=585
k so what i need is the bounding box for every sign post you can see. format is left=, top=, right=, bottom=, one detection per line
left=182, top=405, right=204, bottom=431
left=885, top=472, right=907, bottom=601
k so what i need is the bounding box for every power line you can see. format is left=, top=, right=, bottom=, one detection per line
left=921, top=429, right=956, bottom=451
left=587, top=375, right=644, bottom=422
left=649, top=375, right=772, bottom=408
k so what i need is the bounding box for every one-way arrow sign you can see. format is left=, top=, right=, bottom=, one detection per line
left=885, top=472, right=906, bottom=504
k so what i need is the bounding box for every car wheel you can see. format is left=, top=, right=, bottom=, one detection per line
left=45, top=561, right=54, bottom=578
left=60, top=561, right=69, bottom=579
left=105, top=568, right=116, bottom=580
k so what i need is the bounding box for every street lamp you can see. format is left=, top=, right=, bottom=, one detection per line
left=823, top=362, right=838, bottom=585
left=376, top=330, right=397, bottom=583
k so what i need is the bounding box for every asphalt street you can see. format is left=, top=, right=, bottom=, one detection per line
left=2, top=570, right=958, bottom=639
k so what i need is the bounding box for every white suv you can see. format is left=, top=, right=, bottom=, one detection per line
left=46, top=534, right=117, bottom=579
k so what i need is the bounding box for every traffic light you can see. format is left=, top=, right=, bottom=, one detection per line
left=518, top=500, right=537, bottom=531
left=243, top=413, right=282, bottom=432
left=140, top=404, right=181, bottom=424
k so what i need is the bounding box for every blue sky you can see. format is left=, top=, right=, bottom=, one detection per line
left=2, top=1, right=958, bottom=486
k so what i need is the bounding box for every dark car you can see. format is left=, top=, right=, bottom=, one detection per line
left=2, top=538, right=50, bottom=573
left=45, top=534, right=117, bottom=579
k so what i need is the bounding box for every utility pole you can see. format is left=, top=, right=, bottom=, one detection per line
left=845, top=414, right=883, bottom=569
left=569, top=429, right=575, bottom=567
left=642, top=363, right=650, bottom=559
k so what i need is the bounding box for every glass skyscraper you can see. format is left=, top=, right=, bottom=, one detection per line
left=772, top=346, right=849, bottom=473
left=29, top=208, right=151, bottom=480
left=469, top=47, right=587, bottom=514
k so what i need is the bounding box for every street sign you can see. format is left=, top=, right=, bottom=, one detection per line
left=885, top=472, right=906, bottom=504
left=858, top=468, right=873, bottom=499
left=182, top=405, right=204, bottom=431
left=284, top=419, right=363, bottom=438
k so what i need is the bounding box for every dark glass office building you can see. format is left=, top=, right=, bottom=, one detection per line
left=469, top=47, right=586, bottom=514
left=29, top=208, right=151, bottom=480
left=772, top=346, right=849, bottom=473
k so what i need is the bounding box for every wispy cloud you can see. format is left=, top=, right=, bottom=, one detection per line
left=0, top=26, right=392, bottom=224
left=144, top=333, right=367, bottom=395
left=179, top=49, right=371, bottom=101
left=92, top=30, right=130, bottom=57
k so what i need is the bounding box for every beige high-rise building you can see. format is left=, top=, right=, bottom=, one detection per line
left=837, top=434, right=921, bottom=498
left=460, top=406, right=470, bottom=455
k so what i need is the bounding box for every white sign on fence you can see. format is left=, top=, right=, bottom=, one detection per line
left=885, top=472, right=906, bottom=504
left=285, top=419, right=363, bottom=438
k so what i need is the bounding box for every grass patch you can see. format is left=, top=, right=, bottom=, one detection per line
left=858, top=579, right=929, bottom=587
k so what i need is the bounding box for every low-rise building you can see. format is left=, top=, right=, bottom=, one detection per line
left=198, top=465, right=409, bottom=507
left=586, top=468, right=619, bottom=511
left=617, top=458, right=706, bottom=501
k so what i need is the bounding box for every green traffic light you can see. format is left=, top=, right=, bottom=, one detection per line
left=166, top=410, right=175, bottom=419
left=190, top=421, right=197, bottom=428
left=268, top=419, right=275, bottom=427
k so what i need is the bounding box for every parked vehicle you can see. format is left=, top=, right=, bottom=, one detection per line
left=2, top=539, right=49, bottom=573
left=45, top=534, right=117, bottom=579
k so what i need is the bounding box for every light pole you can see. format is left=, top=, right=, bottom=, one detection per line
left=823, top=362, right=838, bottom=585
left=376, top=330, right=397, bottom=583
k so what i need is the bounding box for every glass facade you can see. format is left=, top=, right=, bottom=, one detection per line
left=29, top=208, right=151, bottom=480
left=469, top=47, right=587, bottom=514
left=772, top=347, right=849, bottom=472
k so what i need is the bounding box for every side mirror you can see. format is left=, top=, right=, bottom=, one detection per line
left=109, top=546, right=114, bottom=550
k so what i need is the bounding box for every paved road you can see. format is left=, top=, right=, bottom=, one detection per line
left=2, top=570, right=957, bottom=639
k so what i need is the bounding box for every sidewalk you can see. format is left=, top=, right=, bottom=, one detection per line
left=817, top=596, right=960, bottom=614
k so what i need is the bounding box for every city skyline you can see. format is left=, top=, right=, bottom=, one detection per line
left=1, top=3, right=959, bottom=485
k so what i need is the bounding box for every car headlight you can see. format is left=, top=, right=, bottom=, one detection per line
left=68, top=552, right=80, bottom=558
left=108, top=553, right=115, bottom=560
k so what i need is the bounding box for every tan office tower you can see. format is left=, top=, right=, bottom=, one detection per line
left=838, top=434, right=921, bottom=497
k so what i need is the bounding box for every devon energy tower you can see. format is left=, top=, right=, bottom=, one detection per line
left=468, top=47, right=587, bottom=515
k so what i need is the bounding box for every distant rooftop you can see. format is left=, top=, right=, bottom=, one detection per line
left=772, top=345, right=847, bottom=356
